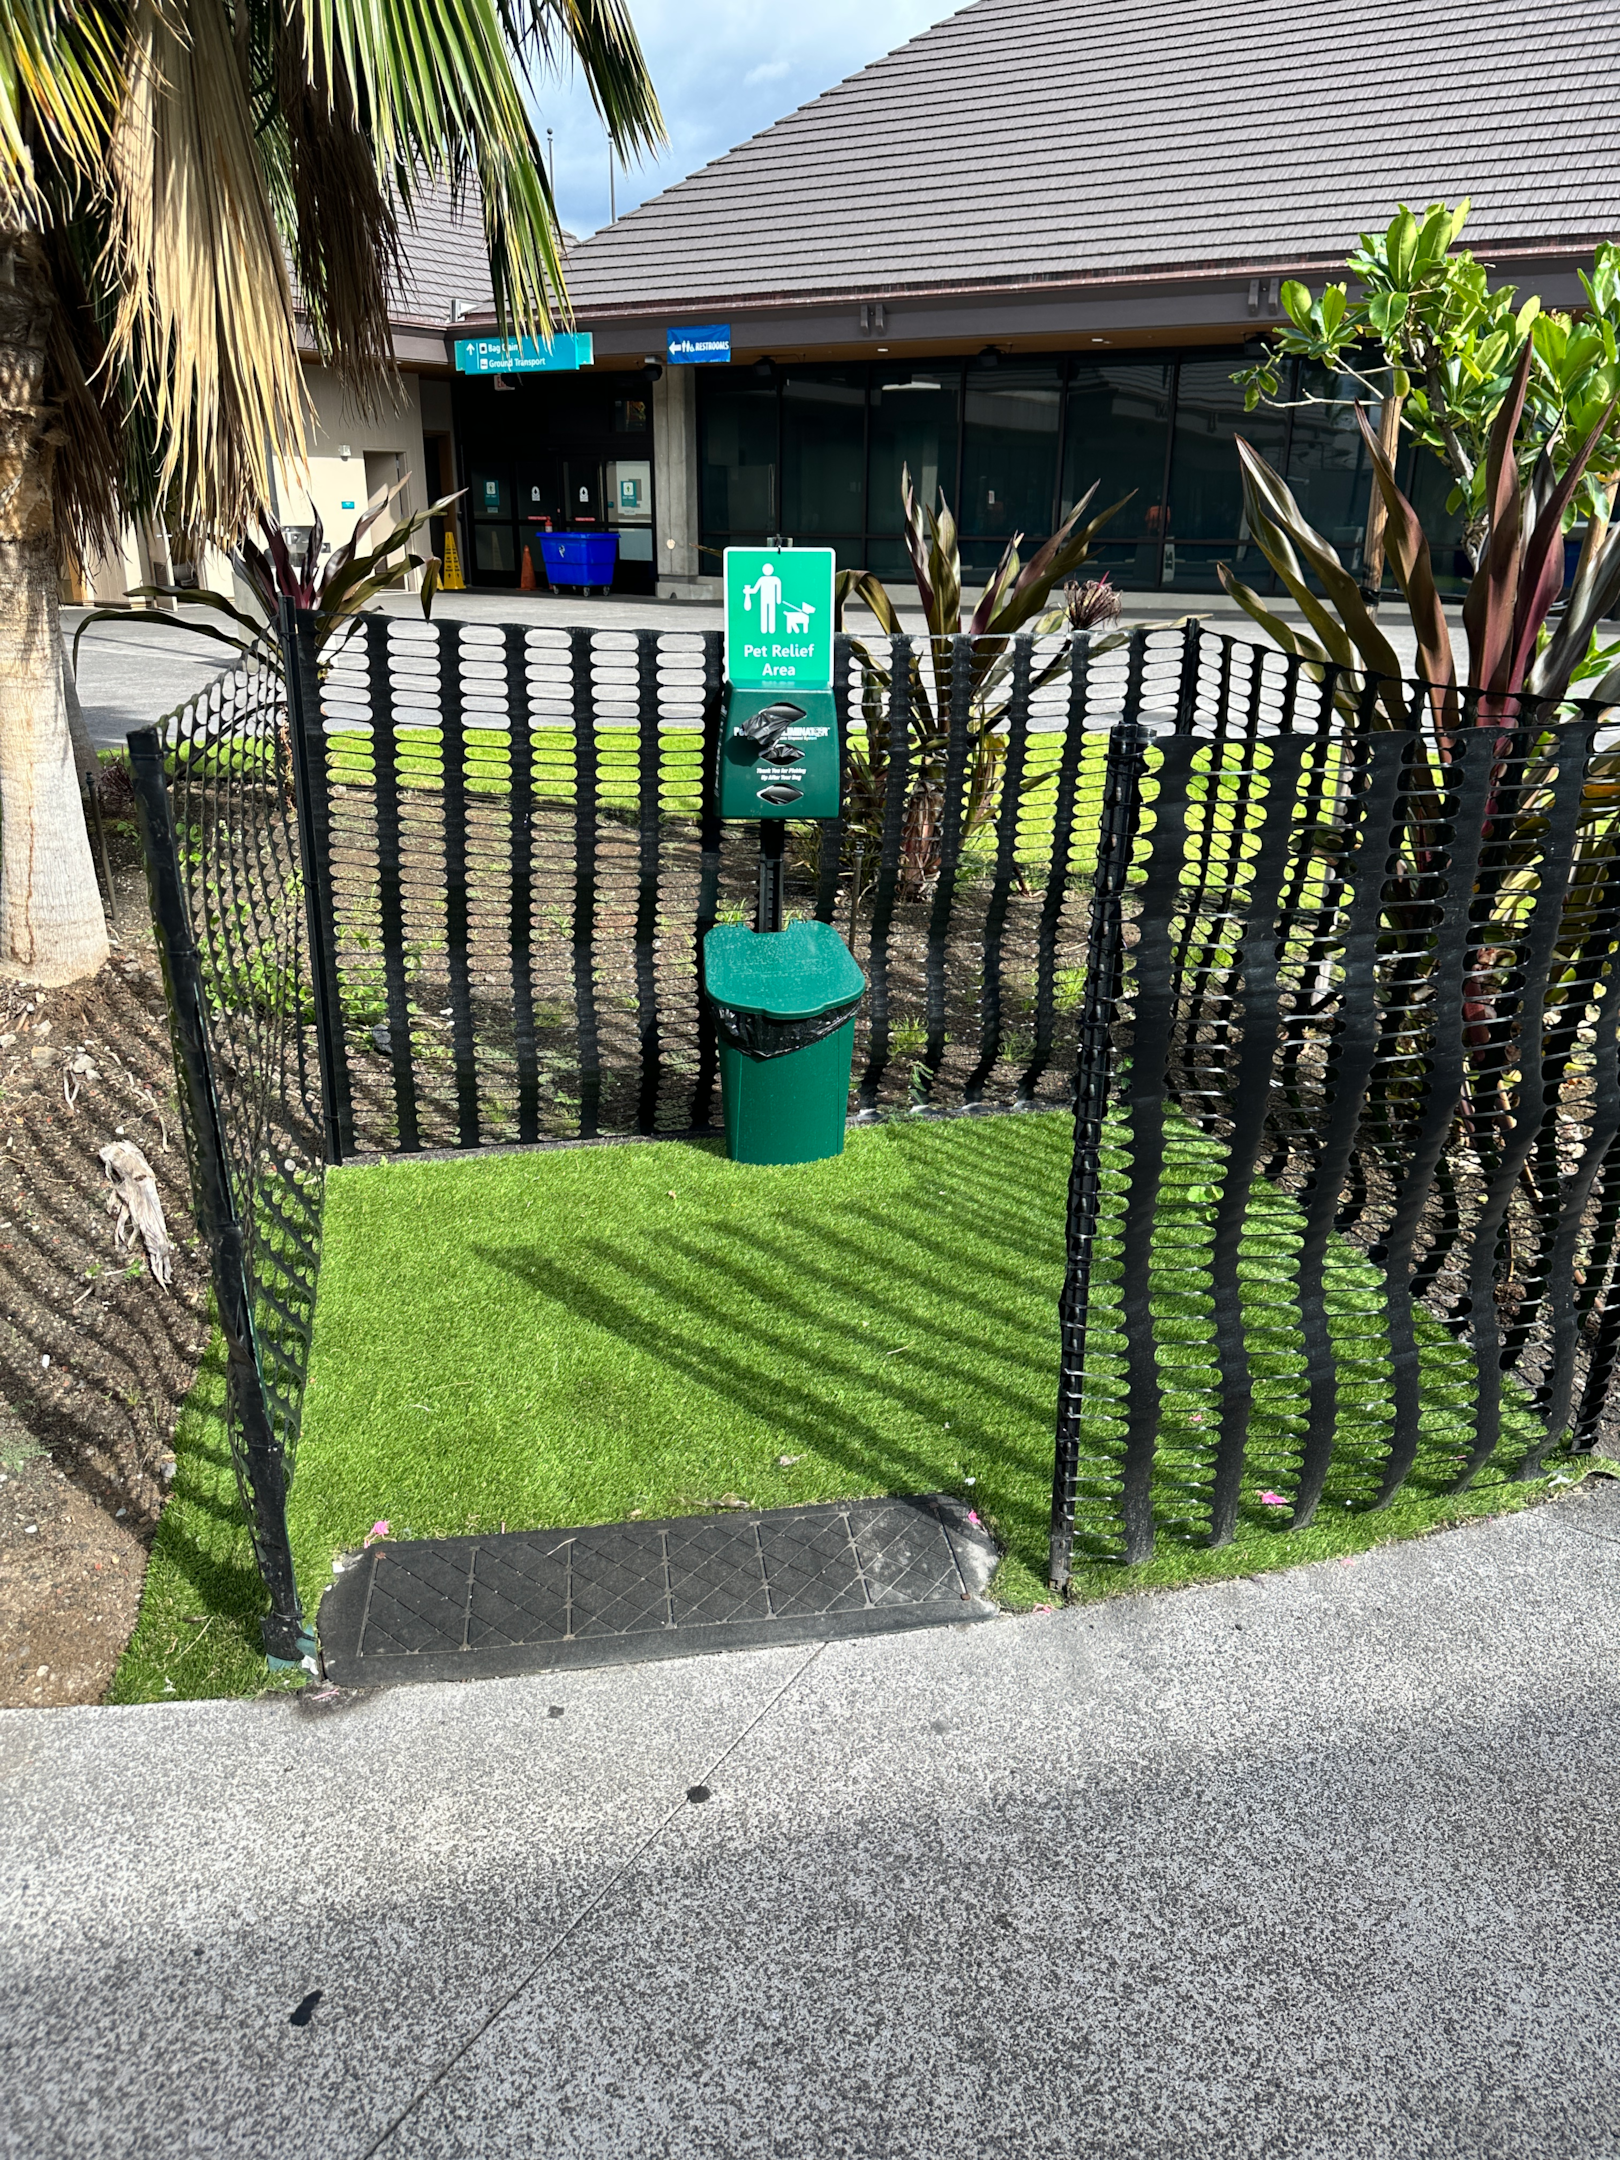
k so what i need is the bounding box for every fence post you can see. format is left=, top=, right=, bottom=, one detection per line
left=127, top=727, right=312, bottom=1666
left=278, top=598, right=353, bottom=1162
left=1049, top=708, right=1145, bottom=1592
left=1174, top=614, right=1202, bottom=734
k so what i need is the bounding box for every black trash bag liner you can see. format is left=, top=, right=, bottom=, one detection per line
left=709, top=996, right=861, bottom=1061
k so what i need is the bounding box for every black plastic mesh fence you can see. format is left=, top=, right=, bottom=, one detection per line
left=128, top=623, right=326, bottom=1659
left=296, top=612, right=1160, bottom=1152
left=132, top=606, right=1620, bottom=1630
left=1051, top=652, right=1620, bottom=1580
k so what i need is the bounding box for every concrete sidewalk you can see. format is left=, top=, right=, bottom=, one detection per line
left=4, top=1481, right=1617, bottom=2159
left=65, top=588, right=1442, bottom=752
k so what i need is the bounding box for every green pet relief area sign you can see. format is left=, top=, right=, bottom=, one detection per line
left=724, top=548, right=835, bottom=692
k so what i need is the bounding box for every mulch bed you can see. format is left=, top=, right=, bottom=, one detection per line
left=0, top=848, right=208, bottom=1709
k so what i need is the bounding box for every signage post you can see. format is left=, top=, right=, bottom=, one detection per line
left=718, top=548, right=839, bottom=927
left=703, top=542, right=864, bottom=1165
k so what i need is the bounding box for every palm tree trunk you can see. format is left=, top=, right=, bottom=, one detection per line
left=0, top=234, right=111, bottom=986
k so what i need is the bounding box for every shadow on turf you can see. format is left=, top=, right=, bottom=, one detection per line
left=468, top=1131, right=1070, bottom=1572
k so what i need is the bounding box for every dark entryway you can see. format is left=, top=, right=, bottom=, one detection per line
left=453, top=371, right=657, bottom=593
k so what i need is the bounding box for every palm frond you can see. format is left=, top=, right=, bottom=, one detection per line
left=308, top=0, right=611, bottom=335
left=271, top=3, right=404, bottom=403
left=107, top=0, right=308, bottom=536
left=0, top=0, right=123, bottom=219
left=496, top=0, right=662, bottom=159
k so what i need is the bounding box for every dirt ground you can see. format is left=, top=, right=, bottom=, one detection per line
left=0, top=844, right=208, bottom=1709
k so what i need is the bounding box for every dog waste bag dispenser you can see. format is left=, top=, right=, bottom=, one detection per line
left=703, top=546, right=866, bottom=1166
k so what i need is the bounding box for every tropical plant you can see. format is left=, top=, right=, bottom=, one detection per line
left=1221, top=336, right=1620, bottom=1160
left=1233, top=202, right=1620, bottom=567
left=72, top=492, right=462, bottom=671
left=831, top=466, right=1129, bottom=890
left=1220, top=341, right=1620, bottom=718
left=1, top=0, right=662, bottom=985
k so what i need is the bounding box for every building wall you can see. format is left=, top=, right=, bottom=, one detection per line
left=272, top=365, right=431, bottom=565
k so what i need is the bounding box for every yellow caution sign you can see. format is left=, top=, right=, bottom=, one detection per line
left=440, top=525, right=466, bottom=592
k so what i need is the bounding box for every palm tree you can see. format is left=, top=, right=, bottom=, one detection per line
left=0, top=0, right=661, bottom=983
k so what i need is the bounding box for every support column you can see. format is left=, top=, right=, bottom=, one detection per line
left=653, top=365, right=709, bottom=600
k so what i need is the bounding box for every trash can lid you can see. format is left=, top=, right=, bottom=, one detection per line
left=703, top=920, right=866, bottom=1020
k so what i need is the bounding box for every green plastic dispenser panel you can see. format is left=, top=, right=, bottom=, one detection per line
left=717, top=688, right=840, bottom=820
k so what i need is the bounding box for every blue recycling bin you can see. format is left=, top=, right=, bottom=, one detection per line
left=538, top=531, right=619, bottom=592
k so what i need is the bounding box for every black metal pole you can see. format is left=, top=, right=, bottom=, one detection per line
left=1048, top=708, right=1146, bottom=1593
left=278, top=598, right=353, bottom=1162
left=127, top=726, right=311, bottom=1664
left=757, top=819, right=785, bottom=934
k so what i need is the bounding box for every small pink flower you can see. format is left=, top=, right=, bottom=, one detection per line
left=1033, top=1602, right=1054, bottom=1614
left=1258, top=1491, right=1289, bottom=1508
left=364, top=1519, right=391, bottom=1546
left=967, top=1510, right=981, bottom=1526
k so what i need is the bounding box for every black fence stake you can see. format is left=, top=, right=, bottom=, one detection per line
left=278, top=599, right=353, bottom=1162
left=128, top=726, right=311, bottom=1665
left=1049, top=707, right=1145, bottom=1592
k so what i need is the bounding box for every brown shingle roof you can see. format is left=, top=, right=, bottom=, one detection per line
left=561, top=0, right=1620, bottom=316
left=390, top=183, right=492, bottom=326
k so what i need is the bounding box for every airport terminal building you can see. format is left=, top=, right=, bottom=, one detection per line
left=446, top=0, right=1617, bottom=601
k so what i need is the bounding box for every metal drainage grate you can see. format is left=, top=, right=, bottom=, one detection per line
left=317, top=1494, right=999, bottom=1686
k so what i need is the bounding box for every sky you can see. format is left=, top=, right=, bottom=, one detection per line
left=529, top=0, right=972, bottom=241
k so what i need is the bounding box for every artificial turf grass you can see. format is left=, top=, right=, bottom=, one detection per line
left=289, top=1109, right=1567, bottom=1627
left=292, top=1116, right=1070, bottom=1611
left=111, top=1108, right=1575, bottom=1700
left=109, top=1330, right=303, bottom=1704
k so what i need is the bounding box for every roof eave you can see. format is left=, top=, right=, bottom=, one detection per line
left=564, top=235, right=1608, bottom=325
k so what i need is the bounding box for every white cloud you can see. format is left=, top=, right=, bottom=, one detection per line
left=527, top=0, right=971, bottom=238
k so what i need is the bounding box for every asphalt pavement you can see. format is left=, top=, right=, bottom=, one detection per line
left=3, top=1475, right=1616, bottom=2159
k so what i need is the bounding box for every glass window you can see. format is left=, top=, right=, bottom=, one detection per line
left=612, top=396, right=649, bottom=434
left=474, top=524, right=516, bottom=573
left=782, top=368, right=865, bottom=538
left=961, top=363, right=1062, bottom=541
left=1167, top=359, right=1286, bottom=543
left=869, top=367, right=959, bottom=532
left=1286, top=361, right=1374, bottom=567
left=853, top=536, right=915, bottom=585
left=471, top=469, right=511, bottom=520
left=1403, top=445, right=1472, bottom=593
left=1161, top=541, right=1265, bottom=594
left=699, top=376, right=777, bottom=535
left=1062, top=362, right=1172, bottom=538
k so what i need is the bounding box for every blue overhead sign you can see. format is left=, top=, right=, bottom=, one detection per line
left=453, top=332, right=594, bottom=375
left=666, top=323, right=731, bottom=365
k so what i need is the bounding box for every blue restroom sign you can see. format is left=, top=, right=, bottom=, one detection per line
left=666, top=323, right=731, bottom=365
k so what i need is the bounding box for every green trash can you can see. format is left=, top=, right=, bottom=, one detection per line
left=703, top=920, right=866, bottom=1165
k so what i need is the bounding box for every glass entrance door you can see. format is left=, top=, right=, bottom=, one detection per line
left=469, top=466, right=518, bottom=580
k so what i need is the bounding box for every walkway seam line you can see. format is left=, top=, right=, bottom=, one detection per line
left=358, top=1641, right=827, bottom=2157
